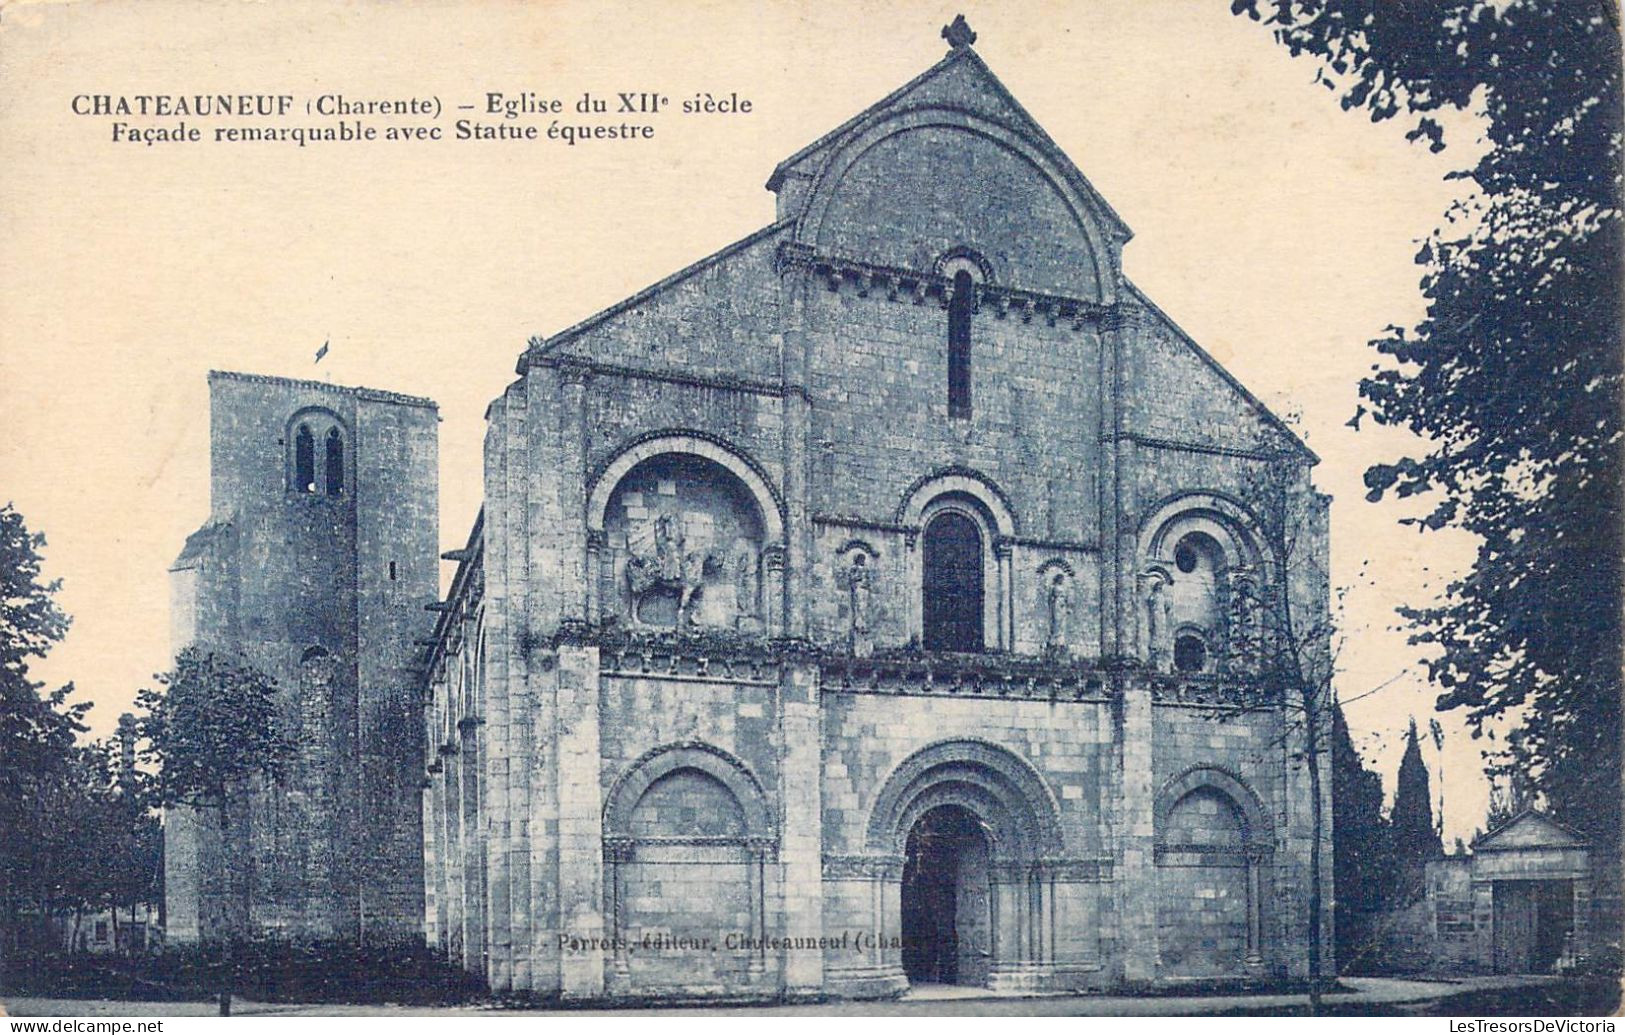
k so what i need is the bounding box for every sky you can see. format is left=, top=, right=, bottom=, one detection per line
left=0, top=0, right=1494, bottom=842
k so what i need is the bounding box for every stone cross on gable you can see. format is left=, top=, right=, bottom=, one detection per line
left=942, top=14, right=977, bottom=49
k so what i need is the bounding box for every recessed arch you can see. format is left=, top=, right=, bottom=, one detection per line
left=865, top=738, right=1064, bottom=860
left=285, top=406, right=348, bottom=498
left=1137, top=490, right=1269, bottom=573
left=897, top=467, right=1017, bottom=537
left=795, top=105, right=1120, bottom=303
left=1154, top=765, right=1272, bottom=848
left=586, top=431, right=785, bottom=543
left=603, top=741, right=774, bottom=841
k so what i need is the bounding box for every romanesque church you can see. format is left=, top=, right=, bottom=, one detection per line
left=167, top=20, right=1334, bottom=999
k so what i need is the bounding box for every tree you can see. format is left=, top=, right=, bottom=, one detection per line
left=1330, top=701, right=1395, bottom=973
left=1231, top=0, right=1624, bottom=845
left=0, top=502, right=88, bottom=952
left=104, top=715, right=163, bottom=949
left=1483, top=739, right=1540, bottom=832
left=1392, top=719, right=1444, bottom=898
left=137, top=646, right=295, bottom=1013
left=1218, top=449, right=1336, bottom=1006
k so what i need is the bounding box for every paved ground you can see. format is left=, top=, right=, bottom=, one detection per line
left=3, top=975, right=1597, bottom=1017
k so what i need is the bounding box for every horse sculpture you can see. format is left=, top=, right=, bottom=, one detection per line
left=625, top=513, right=718, bottom=629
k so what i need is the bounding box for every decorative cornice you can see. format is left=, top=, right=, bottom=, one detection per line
left=1002, top=534, right=1100, bottom=554
left=601, top=643, right=784, bottom=685
left=1151, top=674, right=1279, bottom=709
left=605, top=835, right=778, bottom=862
left=555, top=358, right=595, bottom=387
left=822, top=652, right=1111, bottom=703
left=527, top=354, right=797, bottom=401
left=813, top=513, right=914, bottom=536
left=776, top=244, right=1109, bottom=331
left=1112, top=432, right=1285, bottom=463
left=1153, top=844, right=1265, bottom=867
left=1034, top=858, right=1115, bottom=882
left=207, top=369, right=439, bottom=411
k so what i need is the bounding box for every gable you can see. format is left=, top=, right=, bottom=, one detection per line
left=1475, top=811, right=1589, bottom=852
left=813, top=122, right=1106, bottom=300
left=773, top=46, right=1127, bottom=303
left=526, top=222, right=790, bottom=382
left=1125, top=286, right=1310, bottom=460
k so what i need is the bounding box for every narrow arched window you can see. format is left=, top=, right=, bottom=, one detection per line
left=294, top=424, right=315, bottom=493
left=324, top=427, right=344, bottom=496
left=922, top=511, right=983, bottom=651
left=947, top=270, right=973, bottom=419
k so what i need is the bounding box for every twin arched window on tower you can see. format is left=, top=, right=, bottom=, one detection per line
left=289, top=411, right=347, bottom=497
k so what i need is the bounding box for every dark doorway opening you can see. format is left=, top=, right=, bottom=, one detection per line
left=900, top=805, right=992, bottom=987
left=1493, top=879, right=1574, bottom=973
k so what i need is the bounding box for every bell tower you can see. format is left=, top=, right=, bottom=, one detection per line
left=166, top=370, right=439, bottom=944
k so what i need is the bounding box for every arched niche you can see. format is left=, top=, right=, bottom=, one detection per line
left=1153, top=766, right=1274, bottom=975
left=587, top=435, right=785, bottom=633
left=601, top=743, right=777, bottom=989
left=603, top=742, right=774, bottom=841
left=796, top=107, right=1120, bottom=303
left=1135, top=492, right=1271, bottom=670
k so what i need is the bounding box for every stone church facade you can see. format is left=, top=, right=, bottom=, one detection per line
left=417, top=26, right=1332, bottom=999
left=167, top=22, right=1333, bottom=1000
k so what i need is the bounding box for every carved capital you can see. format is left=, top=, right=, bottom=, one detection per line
left=822, top=854, right=905, bottom=881
left=556, top=358, right=594, bottom=387
left=774, top=240, right=815, bottom=276
left=1101, top=305, right=1146, bottom=335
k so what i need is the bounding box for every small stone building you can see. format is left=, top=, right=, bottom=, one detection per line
left=416, top=23, right=1334, bottom=1000
left=1391, top=811, right=1597, bottom=974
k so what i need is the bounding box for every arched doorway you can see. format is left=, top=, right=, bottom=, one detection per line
left=901, top=804, right=992, bottom=987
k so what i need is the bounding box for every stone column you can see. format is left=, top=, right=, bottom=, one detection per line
left=763, top=545, right=787, bottom=638
left=779, top=660, right=824, bottom=995
left=1097, top=311, right=1121, bottom=658
left=747, top=841, right=770, bottom=978
left=558, top=362, right=592, bottom=627
left=555, top=644, right=604, bottom=998
left=904, top=531, right=921, bottom=644
left=1246, top=848, right=1265, bottom=966
left=994, top=539, right=1014, bottom=650
left=603, top=838, right=632, bottom=989
left=779, top=255, right=813, bottom=640
left=1471, top=880, right=1495, bottom=970
left=585, top=530, right=604, bottom=625
left=1117, top=671, right=1158, bottom=982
